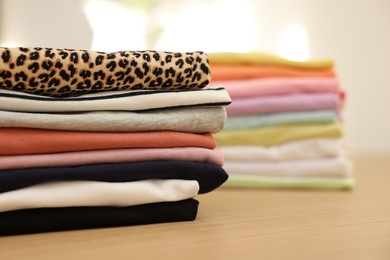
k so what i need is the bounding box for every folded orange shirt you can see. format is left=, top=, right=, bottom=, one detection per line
left=0, top=128, right=216, bottom=155
left=211, top=65, right=335, bottom=81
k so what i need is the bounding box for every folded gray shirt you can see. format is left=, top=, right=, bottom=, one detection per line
left=0, top=106, right=226, bottom=133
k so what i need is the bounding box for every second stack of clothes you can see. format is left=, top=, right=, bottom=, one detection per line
left=209, top=52, right=353, bottom=189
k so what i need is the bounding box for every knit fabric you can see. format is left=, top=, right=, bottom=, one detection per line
left=214, top=123, right=342, bottom=147
left=225, top=110, right=338, bottom=130
left=0, top=147, right=224, bottom=171
left=0, top=179, right=199, bottom=213
left=0, top=160, right=228, bottom=194
left=0, top=199, right=199, bottom=236
left=0, top=87, right=231, bottom=113
left=0, top=47, right=211, bottom=97
left=0, top=128, right=216, bottom=155
left=208, top=52, right=333, bottom=69
left=220, top=138, right=342, bottom=161
left=0, top=106, right=226, bottom=133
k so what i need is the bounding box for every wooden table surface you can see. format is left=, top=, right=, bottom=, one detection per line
left=1, top=155, right=389, bottom=260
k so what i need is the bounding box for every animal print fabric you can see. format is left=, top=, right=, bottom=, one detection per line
left=0, top=47, right=211, bottom=97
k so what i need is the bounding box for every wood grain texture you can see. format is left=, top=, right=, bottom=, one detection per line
left=0, top=155, right=389, bottom=260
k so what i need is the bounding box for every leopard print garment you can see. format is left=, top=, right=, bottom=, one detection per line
left=0, top=47, right=211, bottom=97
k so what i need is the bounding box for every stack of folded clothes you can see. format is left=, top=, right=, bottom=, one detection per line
left=208, top=52, right=354, bottom=189
left=0, top=47, right=231, bottom=235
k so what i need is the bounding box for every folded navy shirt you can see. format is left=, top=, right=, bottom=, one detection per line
left=0, top=160, right=228, bottom=194
left=0, top=199, right=199, bottom=236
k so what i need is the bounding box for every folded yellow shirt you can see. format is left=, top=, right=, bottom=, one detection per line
left=208, top=52, right=333, bottom=69
left=214, top=123, right=342, bottom=147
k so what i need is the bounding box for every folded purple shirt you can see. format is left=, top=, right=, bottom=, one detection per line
left=226, top=93, right=340, bottom=116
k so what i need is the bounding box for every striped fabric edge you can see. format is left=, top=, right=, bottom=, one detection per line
left=0, top=86, right=231, bottom=112
left=0, top=87, right=228, bottom=101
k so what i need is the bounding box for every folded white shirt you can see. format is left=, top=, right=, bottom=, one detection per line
left=220, top=138, right=342, bottom=161
left=223, top=156, right=352, bottom=178
left=0, top=87, right=231, bottom=112
left=0, top=179, right=199, bottom=213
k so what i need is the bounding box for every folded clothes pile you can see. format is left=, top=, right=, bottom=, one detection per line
left=0, top=47, right=231, bottom=235
left=209, top=52, right=353, bottom=189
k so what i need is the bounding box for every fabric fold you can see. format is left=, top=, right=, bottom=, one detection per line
left=0, top=128, right=216, bottom=155
left=0, top=47, right=211, bottom=97
left=0, top=160, right=228, bottom=194
left=0, top=87, right=231, bottom=113
left=0, top=199, right=199, bottom=236
left=0, top=106, right=226, bottom=133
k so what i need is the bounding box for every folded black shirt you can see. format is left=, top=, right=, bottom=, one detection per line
left=0, top=199, right=199, bottom=236
left=0, top=160, right=228, bottom=194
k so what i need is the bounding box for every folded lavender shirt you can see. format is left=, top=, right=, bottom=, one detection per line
left=226, top=93, right=340, bottom=116
left=208, top=78, right=340, bottom=99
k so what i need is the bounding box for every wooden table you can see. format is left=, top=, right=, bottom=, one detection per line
left=1, top=155, right=389, bottom=260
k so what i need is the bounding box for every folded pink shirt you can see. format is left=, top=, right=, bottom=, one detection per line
left=226, top=93, right=340, bottom=116
left=0, top=147, right=224, bottom=170
left=208, top=78, right=340, bottom=99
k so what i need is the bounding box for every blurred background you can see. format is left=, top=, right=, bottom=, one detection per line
left=0, top=0, right=389, bottom=155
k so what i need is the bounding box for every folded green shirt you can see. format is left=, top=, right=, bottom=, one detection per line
left=224, top=175, right=354, bottom=189
left=225, top=110, right=338, bottom=130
